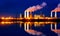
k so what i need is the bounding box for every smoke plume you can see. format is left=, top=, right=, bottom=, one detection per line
left=25, top=2, right=47, bottom=12
left=51, top=4, right=60, bottom=12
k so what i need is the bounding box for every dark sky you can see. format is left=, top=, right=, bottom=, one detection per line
left=0, top=0, right=60, bottom=36
left=0, top=0, right=60, bottom=17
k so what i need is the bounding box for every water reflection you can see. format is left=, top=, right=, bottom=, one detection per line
left=0, top=21, right=59, bottom=36
left=19, top=21, right=58, bottom=36
left=0, top=21, right=57, bottom=30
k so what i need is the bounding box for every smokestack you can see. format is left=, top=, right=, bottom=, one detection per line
left=24, top=2, right=47, bottom=18
left=51, top=3, right=60, bottom=18
left=24, top=11, right=30, bottom=18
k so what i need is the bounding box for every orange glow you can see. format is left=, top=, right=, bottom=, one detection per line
left=5, top=17, right=10, bottom=19
left=1, top=17, right=5, bottom=19
left=25, top=22, right=33, bottom=26
left=25, top=17, right=30, bottom=19
left=5, top=17, right=13, bottom=19
left=34, top=15, right=39, bottom=19
left=1, top=22, right=5, bottom=24
left=1, top=16, right=13, bottom=20
left=19, top=21, right=24, bottom=24
left=1, top=21, right=13, bottom=24
left=34, top=14, right=46, bottom=19
left=20, top=22, right=56, bottom=27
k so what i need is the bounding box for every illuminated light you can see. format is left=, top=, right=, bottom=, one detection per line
left=1, top=17, right=5, bottom=19
left=54, top=23, right=57, bottom=30
left=5, top=17, right=9, bottom=19
left=19, top=14, right=23, bottom=20
left=1, top=22, right=4, bottom=24
left=55, top=12, right=57, bottom=18
left=34, top=17, right=38, bottom=19
left=24, top=23, right=27, bottom=30
left=20, top=17, right=22, bottom=19
left=24, top=2, right=47, bottom=20
left=39, top=22, right=45, bottom=24
left=48, top=17, right=53, bottom=19
left=9, top=17, right=14, bottom=19
left=39, top=17, right=45, bottom=19
left=26, top=22, right=30, bottom=30
left=19, top=21, right=23, bottom=24
left=1, top=22, right=13, bottom=25
left=2, top=16, right=14, bottom=20
left=20, top=14, right=22, bottom=18
left=5, top=22, right=11, bottom=24
left=51, top=23, right=53, bottom=30
left=26, top=17, right=31, bottom=19
left=5, top=17, right=11, bottom=19
left=25, top=22, right=33, bottom=27
left=45, top=22, right=50, bottom=24
left=26, top=24, right=30, bottom=30
left=24, top=22, right=33, bottom=30
left=34, top=15, right=38, bottom=19
left=27, top=12, right=29, bottom=18
left=26, top=22, right=30, bottom=24
left=34, top=22, right=39, bottom=27
left=24, top=11, right=30, bottom=19
left=34, top=14, right=45, bottom=19
left=38, top=22, right=45, bottom=26
left=24, top=11, right=26, bottom=18
left=26, top=14, right=33, bottom=19
left=8, top=17, right=13, bottom=19
left=19, top=21, right=23, bottom=27
left=34, top=22, right=38, bottom=24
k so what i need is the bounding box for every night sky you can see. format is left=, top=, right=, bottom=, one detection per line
left=0, top=0, right=60, bottom=36
left=0, top=0, right=60, bottom=17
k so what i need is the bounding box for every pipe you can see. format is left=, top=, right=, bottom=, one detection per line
left=55, top=12, right=57, bottom=18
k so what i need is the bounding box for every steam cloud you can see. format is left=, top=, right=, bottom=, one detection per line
left=25, top=2, right=47, bottom=12
left=51, top=4, right=60, bottom=12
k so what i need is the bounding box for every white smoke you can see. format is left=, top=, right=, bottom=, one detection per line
left=51, top=3, right=60, bottom=12
left=25, top=2, right=47, bottom=12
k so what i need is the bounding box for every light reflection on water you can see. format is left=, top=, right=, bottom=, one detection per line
left=0, top=21, right=59, bottom=36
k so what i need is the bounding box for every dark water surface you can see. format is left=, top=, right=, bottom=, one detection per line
left=0, top=21, right=59, bottom=36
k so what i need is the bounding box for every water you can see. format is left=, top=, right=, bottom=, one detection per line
left=0, top=21, right=59, bottom=36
